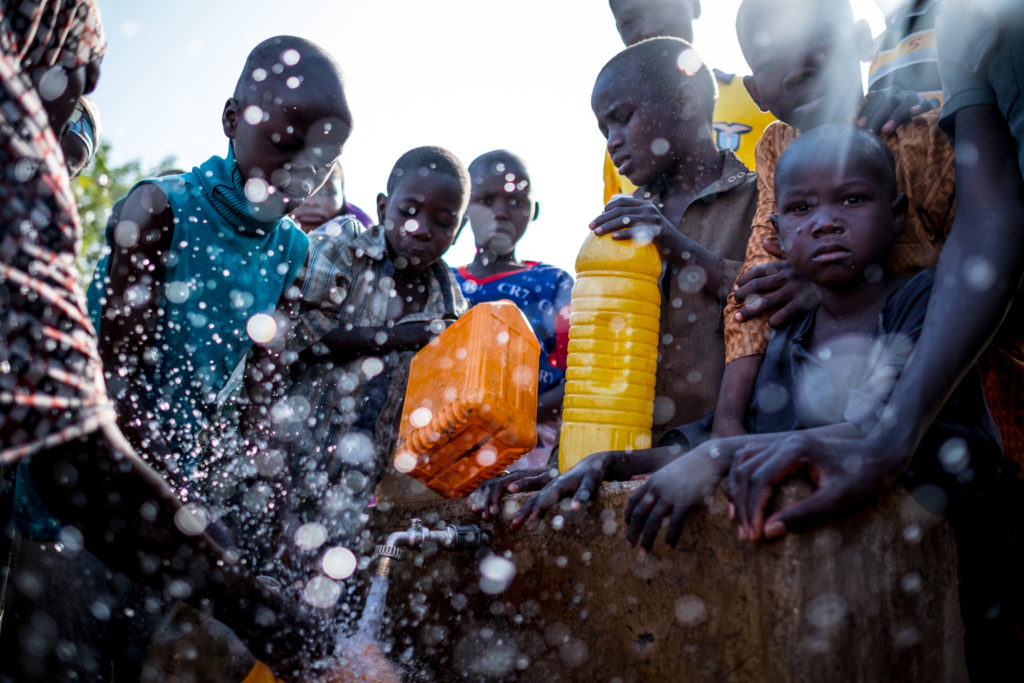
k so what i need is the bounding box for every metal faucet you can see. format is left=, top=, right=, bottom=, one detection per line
left=374, top=517, right=489, bottom=577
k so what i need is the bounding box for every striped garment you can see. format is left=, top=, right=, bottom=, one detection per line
left=0, top=0, right=111, bottom=462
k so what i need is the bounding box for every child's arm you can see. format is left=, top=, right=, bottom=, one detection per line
left=710, top=355, right=761, bottom=438
left=590, top=196, right=725, bottom=298
left=509, top=445, right=684, bottom=529
left=98, top=183, right=182, bottom=480
left=856, top=85, right=939, bottom=135
left=314, top=320, right=444, bottom=361
left=626, top=421, right=865, bottom=552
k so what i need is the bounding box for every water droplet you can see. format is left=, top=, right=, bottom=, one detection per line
left=114, top=220, right=139, bottom=248
left=286, top=76, right=301, bottom=89
left=394, top=450, right=417, bottom=473
left=476, top=448, right=497, bottom=467
left=651, top=138, right=670, bottom=155
left=410, top=407, right=432, bottom=429
left=963, top=255, right=996, bottom=292
left=404, top=219, right=420, bottom=233
left=244, top=177, right=269, bottom=203
left=282, top=48, right=301, bottom=66
left=246, top=313, right=277, bottom=343
left=806, top=593, right=847, bottom=629
left=58, top=526, right=84, bottom=553
left=295, top=522, right=328, bottom=551
left=676, top=47, right=704, bottom=76
left=174, top=503, right=211, bottom=536
left=38, top=66, right=68, bottom=102
left=938, top=436, right=969, bottom=474
left=243, top=105, right=264, bottom=125
left=303, top=575, right=341, bottom=608
left=361, top=357, right=384, bottom=377
left=322, top=546, right=357, bottom=580
left=900, top=572, right=922, bottom=594
left=252, top=67, right=267, bottom=82
left=480, top=555, right=516, bottom=595
left=164, top=281, right=189, bottom=304
left=674, top=595, right=707, bottom=625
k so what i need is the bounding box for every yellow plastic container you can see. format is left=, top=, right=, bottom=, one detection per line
left=394, top=300, right=540, bottom=498
left=558, top=231, right=662, bottom=470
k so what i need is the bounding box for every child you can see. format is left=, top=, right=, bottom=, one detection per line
left=473, top=38, right=758, bottom=517
left=290, top=162, right=373, bottom=233
left=87, top=35, right=351, bottom=485
left=454, top=150, right=573, bottom=471
left=517, top=125, right=1011, bottom=670
left=604, top=0, right=775, bottom=200
left=0, top=9, right=345, bottom=680
left=242, top=146, right=469, bottom=569
left=715, top=0, right=953, bottom=440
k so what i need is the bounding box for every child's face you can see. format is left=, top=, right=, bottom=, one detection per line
left=740, top=4, right=866, bottom=130
left=592, top=72, right=686, bottom=188
left=224, top=84, right=350, bottom=215
left=774, top=151, right=902, bottom=290
left=378, top=171, right=466, bottom=270
left=290, top=166, right=344, bottom=233
left=467, top=164, right=533, bottom=257
left=611, top=0, right=699, bottom=46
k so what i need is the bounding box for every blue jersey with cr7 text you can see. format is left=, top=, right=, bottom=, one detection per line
left=454, top=262, right=572, bottom=393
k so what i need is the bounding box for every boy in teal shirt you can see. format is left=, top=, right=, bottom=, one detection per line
left=88, top=35, right=351, bottom=486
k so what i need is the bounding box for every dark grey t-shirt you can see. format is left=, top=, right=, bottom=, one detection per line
left=937, top=0, right=1024, bottom=176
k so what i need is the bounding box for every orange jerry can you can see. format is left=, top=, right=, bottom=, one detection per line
left=394, top=300, right=540, bottom=498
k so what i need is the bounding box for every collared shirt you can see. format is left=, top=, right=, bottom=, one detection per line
left=644, top=150, right=758, bottom=440
left=723, top=111, right=956, bottom=363
left=281, top=221, right=466, bottom=519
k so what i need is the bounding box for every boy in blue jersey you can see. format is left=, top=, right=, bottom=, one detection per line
left=454, top=151, right=573, bottom=477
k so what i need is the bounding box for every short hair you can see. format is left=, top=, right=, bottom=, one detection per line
left=736, top=0, right=853, bottom=60
left=386, top=146, right=470, bottom=198
left=234, top=35, right=352, bottom=130
left=596, top=37, right=716, bottom=118
left=774, top=124, right=898, bottom=201
left=468, top=150, right=530, bottom=183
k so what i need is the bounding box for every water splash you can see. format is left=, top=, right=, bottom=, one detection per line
left=350, top=573, right=390, bottom=648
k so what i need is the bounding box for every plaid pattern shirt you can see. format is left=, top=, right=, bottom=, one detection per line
left=280, top=220, right=466, bottom=521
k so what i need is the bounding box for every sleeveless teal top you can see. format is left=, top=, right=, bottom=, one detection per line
left=87, top=148, right=309, bottom=472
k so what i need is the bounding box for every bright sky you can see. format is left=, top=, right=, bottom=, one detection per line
left=92, top=1, right=883, bottom=277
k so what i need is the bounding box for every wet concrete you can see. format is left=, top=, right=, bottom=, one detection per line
left=369, top=480, right=966, bottom=682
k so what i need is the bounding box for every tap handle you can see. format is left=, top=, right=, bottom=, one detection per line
left=449, top=524, right=489, bottom=551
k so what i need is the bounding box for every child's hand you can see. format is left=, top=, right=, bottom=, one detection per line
left=590, top=196, right=689, bottom=257
left=726, top=430, right=894, bottom=542
left=732, top=238, right=817, bottom=327
left=469, top=467, right=555, bottom=520
left=856, top=86, right=940, bottom=136
left=509, top=451, right=615, bottom=530
left=623, top=445, right=725, bottom=553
